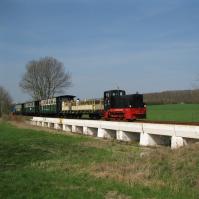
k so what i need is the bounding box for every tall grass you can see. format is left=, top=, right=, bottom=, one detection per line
left=1, top=121, right=199, bottom=198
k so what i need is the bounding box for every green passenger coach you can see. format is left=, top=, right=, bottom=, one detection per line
left=14, top=104, right=23, bottom=115
left=39, top=95, right=76, bottom=116
left=39, top=98, right=57, bottom=115
left=23, top=101, right=39, bottom=115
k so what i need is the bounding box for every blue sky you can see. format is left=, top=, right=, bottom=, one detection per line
left=0, top=0, right=199, bottom=102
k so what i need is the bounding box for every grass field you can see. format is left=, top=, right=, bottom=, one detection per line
left=1, top=121, right=199, bottom=198
left=146, top=104, right=199, bottom=122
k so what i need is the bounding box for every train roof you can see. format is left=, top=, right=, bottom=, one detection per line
left=104, top=89, right=125, bottom=93
left=39, top=95, right=76, bottom=101
left=55, top=95, right=76, bottom=99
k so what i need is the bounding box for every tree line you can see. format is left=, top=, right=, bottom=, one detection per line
left=0, top=86, right=12, bottom=117
left=144, top=89, right=199, bottom=104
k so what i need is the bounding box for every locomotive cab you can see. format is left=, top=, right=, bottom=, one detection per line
left=104, top=90, right=126, bottom=111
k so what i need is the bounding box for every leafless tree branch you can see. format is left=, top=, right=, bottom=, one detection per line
left=19, top=57, right=72, bottom=100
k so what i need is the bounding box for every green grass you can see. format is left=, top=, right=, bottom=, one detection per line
left=146, top=104, right=199, bottom=122
left=1, top=121, right=199, bottom=198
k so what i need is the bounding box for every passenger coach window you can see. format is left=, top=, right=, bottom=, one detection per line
left=106, top=93, right=109, bottom=97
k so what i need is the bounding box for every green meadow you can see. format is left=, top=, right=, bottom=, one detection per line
left=146, top=104, right=199, bottom=122
left=1, top=121, right=199, bottom=198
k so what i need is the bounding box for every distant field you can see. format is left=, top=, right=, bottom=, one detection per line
left=146, top=104, right=199, bottom=122
left=1, top=121, right=199, bottom=198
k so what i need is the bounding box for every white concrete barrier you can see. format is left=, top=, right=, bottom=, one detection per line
left=31, top=117, right=199, bottom=149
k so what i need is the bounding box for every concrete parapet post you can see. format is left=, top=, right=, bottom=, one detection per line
left=98, top=128, right=106, bottom=138
left=54, top=123, right=58, bottom=129
left=83, top=126, right=88, bottom=135
left=116, top=130, right=140, bottom=142
left=171, top=136, right=186, bottom=149
left=63, top=124, right=66, bottom=131
left=54, top=123, right=59, bottom=130
left=72, top=125, right=77, bottom=133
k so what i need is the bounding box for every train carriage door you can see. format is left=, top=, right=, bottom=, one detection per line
left=104, top=91, right=111, bottom=111
left=57, top=97, right=62, bottom=115
left=35, top=101, right=39, bottom=115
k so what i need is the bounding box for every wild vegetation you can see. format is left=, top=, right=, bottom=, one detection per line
left=0, top=86, right=12, bottom=117
left=1, top=121, right=199, bottom=198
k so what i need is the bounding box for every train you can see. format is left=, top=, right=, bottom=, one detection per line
left=13, top=89, right=146, bottom=121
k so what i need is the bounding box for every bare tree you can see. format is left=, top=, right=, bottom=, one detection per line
left=19, top=57, right=72, bottom=100
left=0, top=86, right=12, bottom=117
